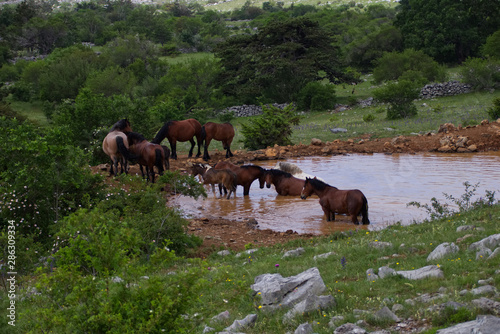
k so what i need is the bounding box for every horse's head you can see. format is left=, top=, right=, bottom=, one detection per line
left=258, top=169, right=268, bottom=189
left=300, top=177, right=313, bottom=200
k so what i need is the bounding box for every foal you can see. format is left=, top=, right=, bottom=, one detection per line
left=189, top=163, right=238, bottom=199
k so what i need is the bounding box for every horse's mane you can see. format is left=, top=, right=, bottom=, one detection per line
left=151, top=121, right=174, bottom=144
left=110, top=119, right=130, bottom=132
left=127, top=131, right=147, bottom=143
left=306, top=177, right=335, bottom=191
left=268, top=169, right=292, bottom=178
left=241, top=165, right=265, bottom=171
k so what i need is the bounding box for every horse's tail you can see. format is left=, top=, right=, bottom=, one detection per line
left=361, top=196, right=370, bottom=225
left=155, top=148, right=164, bottom=175
left=116, top=137, right=137, bottom=162
left=200, top=125, right=206, bottom=144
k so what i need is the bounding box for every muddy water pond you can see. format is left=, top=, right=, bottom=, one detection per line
left=171, top=152, right=500, bottom=234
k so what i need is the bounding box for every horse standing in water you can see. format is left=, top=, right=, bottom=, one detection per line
left=201, top=122, right=235, bottom=161
left=264, top=169, right=305, bottom=196
left=126, top=132, right=166, bottom=183
left=214, top=161, right=266, bottom=196
left=300, top=177, right=369, bottom=225
left=188, top=163, right=238, bottom=199
left=151, top=119, right=202, bottom=160
left=102, top=119, right=135, bottom=176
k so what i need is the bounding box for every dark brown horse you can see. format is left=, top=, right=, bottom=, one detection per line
left=201, top=122, right=235, bottom=160
left=127, top=132, right=165, bottom=183
left=188, top=163, right=237, bottom=199
left=102, top=119, right=134, bottom=176
left=264, top=169, right=305, bottom=196
left=151, top=119, right=202, bottom=160
left=214, top=161, right=266, bottom=196
left=300, top=177, right=369, bottom=225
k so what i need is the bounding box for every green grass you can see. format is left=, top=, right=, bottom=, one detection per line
left=7, top=97, right=49, bottom=127
left=183, top=203, right=499, bottom=332
left=11, top=202, right=500, bottom=332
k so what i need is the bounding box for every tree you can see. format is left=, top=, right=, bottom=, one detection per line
left=394, top=0, right=500, bottom=63
left=215, top=17, right=350, bottom=104
left=21, top=45, right=101, bottom=102
left=372, top=49, right=446, bottom=84
left=482, top=30, right=500, bottom=60
left=240, top=104, right=302, bottom=150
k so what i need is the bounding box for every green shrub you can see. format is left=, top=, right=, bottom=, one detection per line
left=297, top=81, right=337, bottom=111
left=487, top=97, right=500, bottom=119
left=373, top=80, right=420, bottom=119
left=459, top=57, right=500, bottom=90
left=363, top=114, right=375, bottom=122
left=240, top=104, right=302, bottom=150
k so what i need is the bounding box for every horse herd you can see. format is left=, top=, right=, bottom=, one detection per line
left=102, top=119, right=369, bottom=225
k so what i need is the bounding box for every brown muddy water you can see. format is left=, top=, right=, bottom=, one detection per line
left=170, top=152, right=500, bottom=234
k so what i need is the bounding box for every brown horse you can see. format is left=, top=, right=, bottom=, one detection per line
left=151, top=119, right=202, bottom=160
left=126, top=132, right=165, bottom=183
left=201, top=122, right=235, bottom=160
left=300, top=177, right=369, bottom=225
left=102, top=119, right=135, bottom=176
left=188, top=163, right=237, bottom=199
left=214, top=161, right=266, bottom=196
left=264, top=169, right=305, bottom=196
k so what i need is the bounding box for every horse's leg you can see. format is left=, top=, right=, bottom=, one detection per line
left=188, top=138, right=195, bottom=158
left=170, top=140, right=177, bottom=160
left=203, top=138, right=211, bottom=161
left=150, top=166, right=155, bottom=183
left=223, top=140, right=233, bottom=158
left=243, top=184, right=250, bottom=196
left=109, top=158, right=115, bottom=176
left=112, top=157, right=120, bottom=177
left=322, top=206, right=334, bottom=222
left=196, top=135, right=202, bottom=158
left=351, top=214, right=360, bottom=225
left=139, top=165, right=146, bottom=179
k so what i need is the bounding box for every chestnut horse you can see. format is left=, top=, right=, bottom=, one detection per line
left=214, top=161, right=266, bottom=196
left=151, top=119, right=202, bottom=159
left=300, top=177, right=369, bottom=225
left=264, top=169, right=305, bottom=196
left=201, top=122, right=235, bottom=160
left=102, top=119, right=134, bottom=176
left=188, top=163, right=237, bottom=199
left=126, top=132, right=165, bottom=183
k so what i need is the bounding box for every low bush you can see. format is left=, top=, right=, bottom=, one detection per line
left=240, top=104, right=302, bottom=150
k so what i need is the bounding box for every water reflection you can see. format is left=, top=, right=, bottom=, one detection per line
left=172, top=152, right=500, bottom=234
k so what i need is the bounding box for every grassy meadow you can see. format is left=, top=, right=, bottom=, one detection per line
left=182, top=75, right=500, bottom=155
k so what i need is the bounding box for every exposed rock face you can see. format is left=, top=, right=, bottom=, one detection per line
left=436, top=315, right=500, bottom=334
left=250, top=267, right=329, bottom=312
left=427, top=242, right=459, bottom=262
left=420, top=81, right=472, bottom=99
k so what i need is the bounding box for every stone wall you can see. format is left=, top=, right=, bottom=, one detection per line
left=221, top=103, right=290, bottom=117
left=420, top=81, right=472, bottom=99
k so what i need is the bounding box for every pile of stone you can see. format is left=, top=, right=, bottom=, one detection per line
left=420, top=81, right=472, bottom=99
left=220, top=103, right=290, bottom=118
